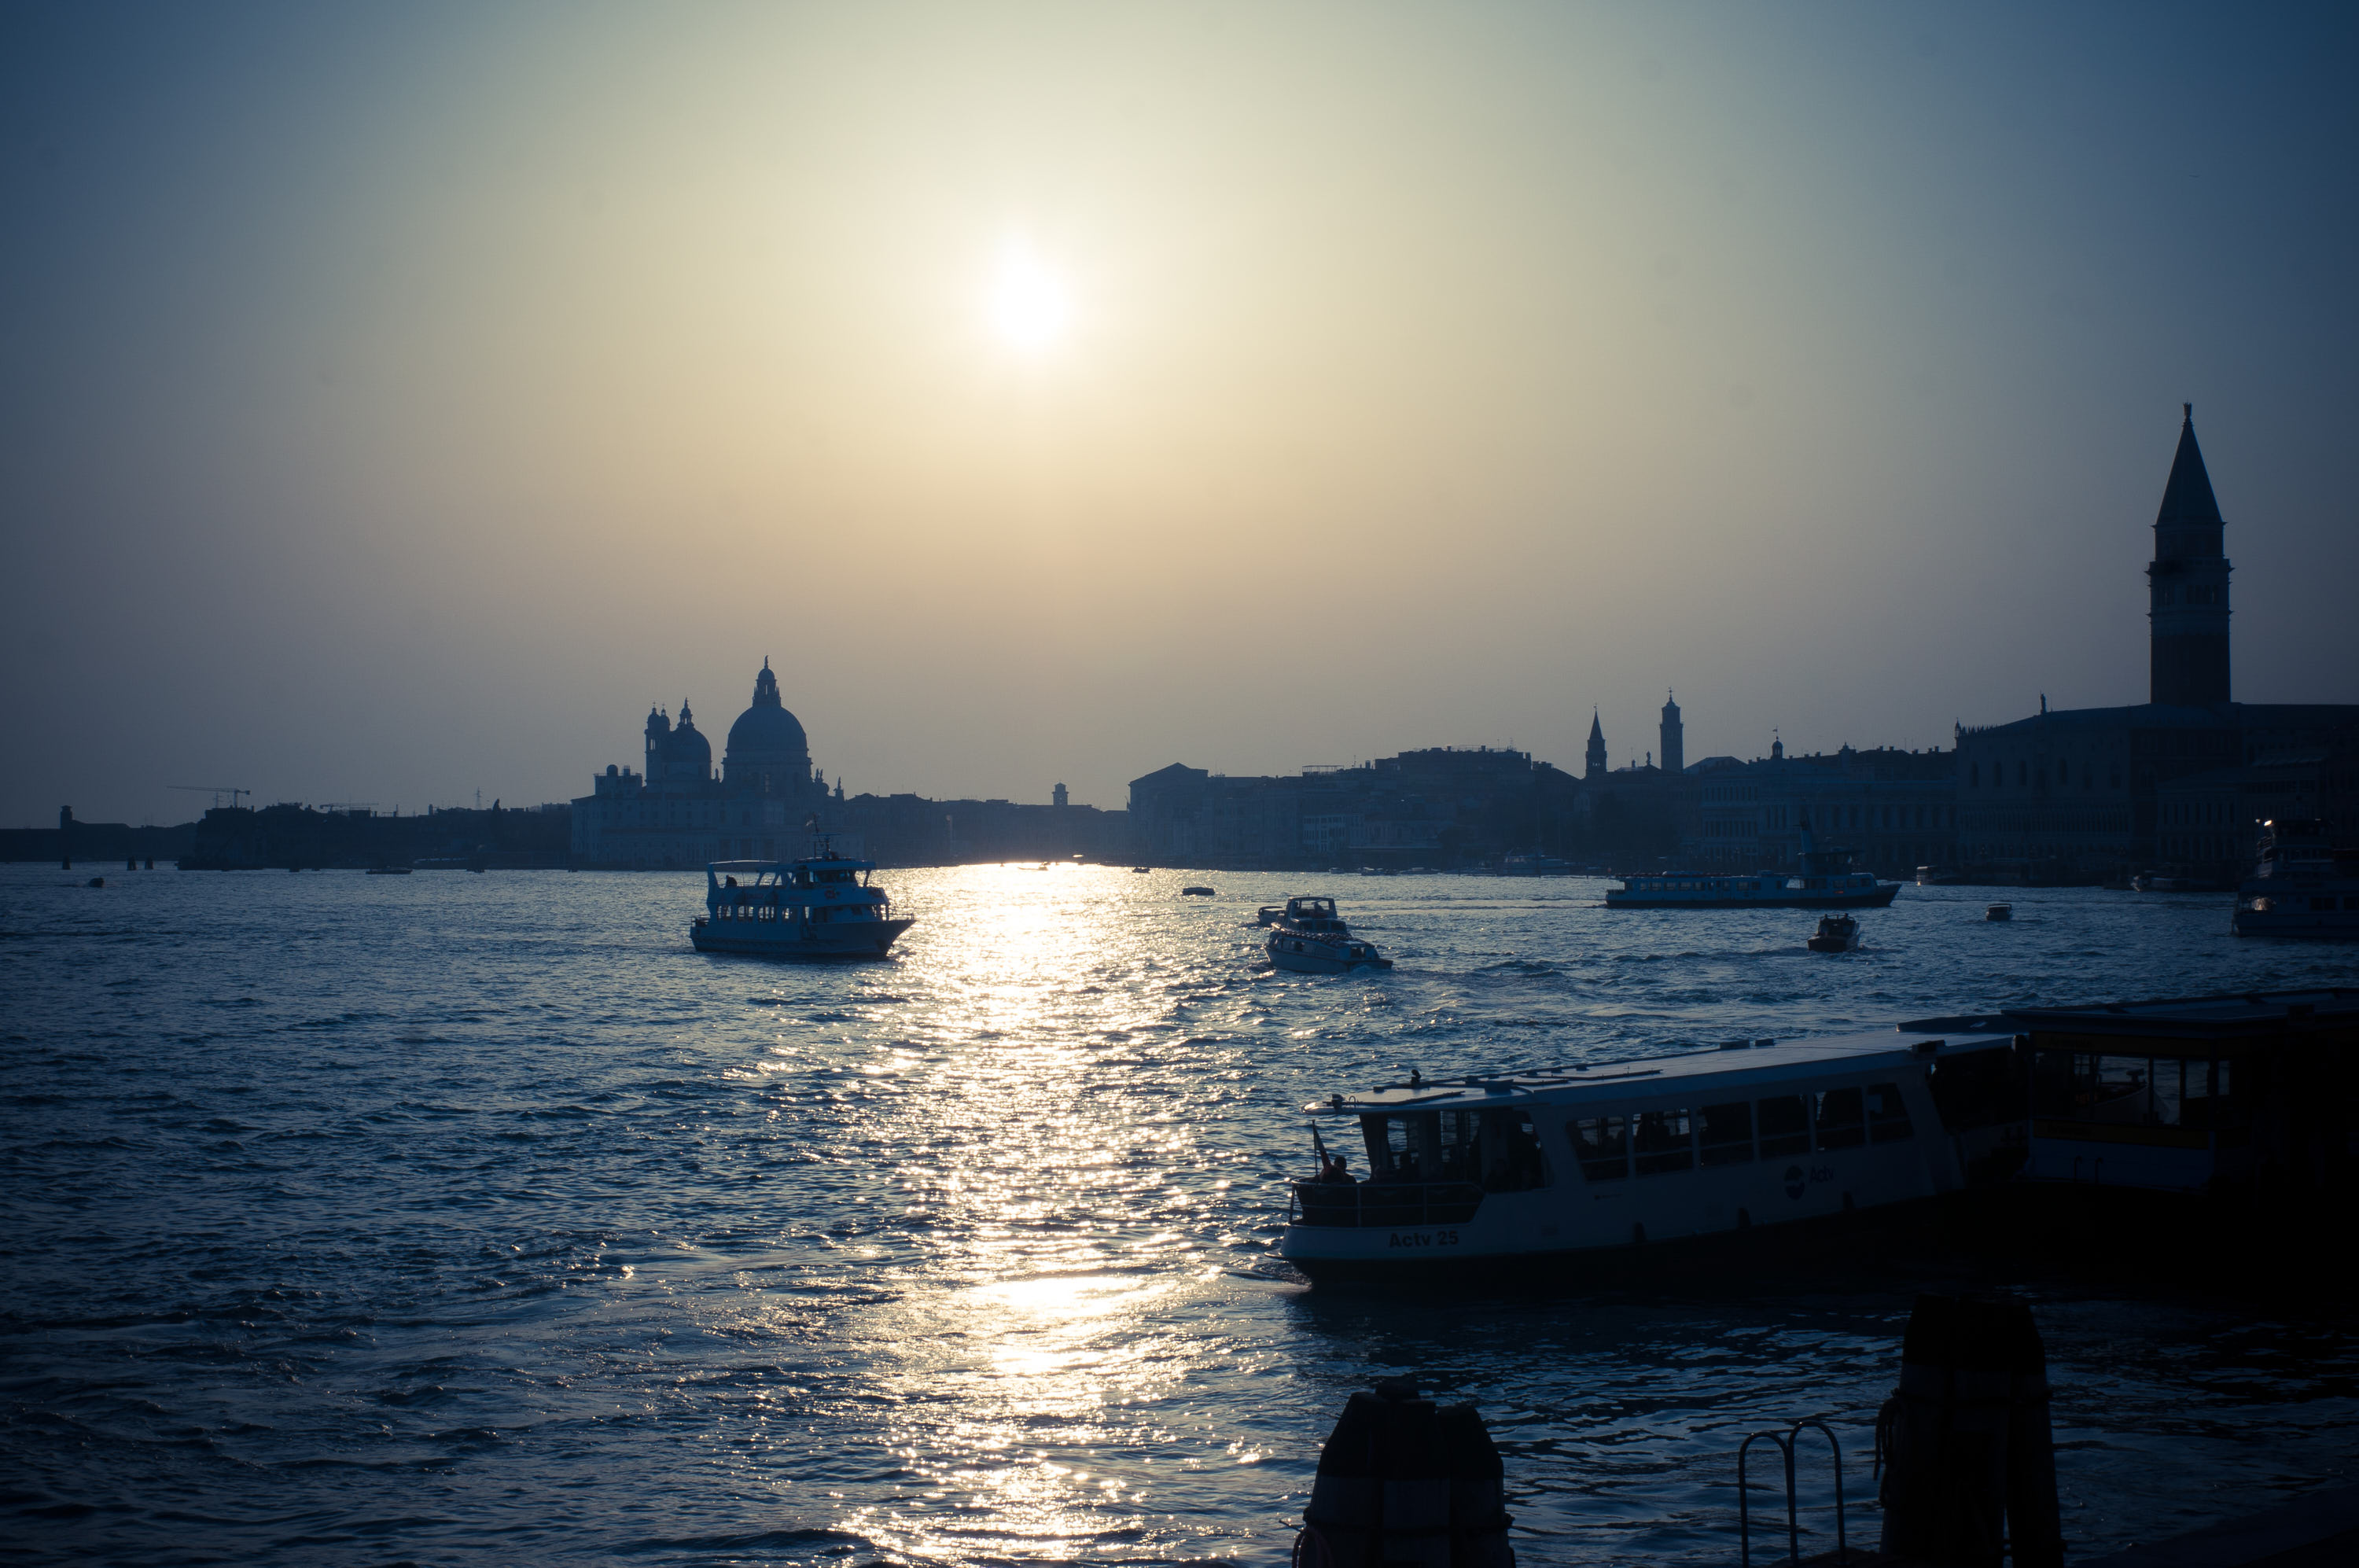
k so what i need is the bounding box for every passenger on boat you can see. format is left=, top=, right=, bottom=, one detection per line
left=724, top=875, right=739, bottom=887
left=1316, top=1150, right=1355, bottom=1184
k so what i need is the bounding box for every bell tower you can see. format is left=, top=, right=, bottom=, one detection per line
left=1584, top=711, right=1607, bottom=781
left=1658, top=690, right=1684, bottom=775
left=2147, top=404, right=2232, bottom=706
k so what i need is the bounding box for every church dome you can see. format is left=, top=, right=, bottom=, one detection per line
left=664, top=701, right=713, bottom=781
left=725, top=661, right=810, bottom=790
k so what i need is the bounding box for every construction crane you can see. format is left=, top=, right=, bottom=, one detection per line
left=168, top=786, right=252, bottom=809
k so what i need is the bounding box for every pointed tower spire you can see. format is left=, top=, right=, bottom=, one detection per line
left=1584, top=709, right=1607, bottom=782
left=2147, top=403, right=2231, bottom=706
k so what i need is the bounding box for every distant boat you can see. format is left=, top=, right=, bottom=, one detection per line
left=1985, top=904, right=2013, bottom=922
left=1805, top=913, right=1860, bottom=953
left=366, top=865, right=412, bottom=875
left=1608, top=830, right=1897, bottom=911
left=2132, top=871, right=2221, bottom=893
left=1498, top=852, right=1573, bottom=877
left=1265, top=896, right=1393, bottom=974
left=2232, top=818, right=2359, bottom=938
left=1253, top=904, right=1286, bottom=926
left=689, top=838, right=913, bottom=959
left=1916, top=865, right=1965, bottom=885
left=1132, top=867, right=1150, bottom=874
left=1181, top=885, right=1216, bottom=896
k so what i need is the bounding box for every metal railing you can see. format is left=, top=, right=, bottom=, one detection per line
left=1739, top=1418, right=1846, bottom=1567
left=1287, top=1180, right=1485, bottom=1229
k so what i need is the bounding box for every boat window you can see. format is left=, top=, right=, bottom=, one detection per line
left=1757, top=1095, right=1810, bottom=1157
left=1930, top=1048, right=2024, bottom=1132
left=1813, top=1088, right=1866, bottom=1150
left=2184, top=1058, right=2232, bottom=1129
left=1360, top=1113, right=1439, bottom=1181
left=1632, top=1108, right=1694, bottom=1176
left=2036, top=1053, right=2168, bottom=1125
left=1698, top=1101, right=1754, bottom=1165
left=1569, top=1115, right=1628, bottom=1183
left=1866, top=1081, right=1913, bottom=1143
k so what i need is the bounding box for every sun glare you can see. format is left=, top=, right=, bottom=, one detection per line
left=988, top=238, right=1074, bottom=355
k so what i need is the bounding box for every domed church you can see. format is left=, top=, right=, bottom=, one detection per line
left=572, top=661, right=837, bottom=868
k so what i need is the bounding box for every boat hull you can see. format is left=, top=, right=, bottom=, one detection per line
left=1269, top=944, right=1393, bottom=974
left=2232, top=907, right=2359, bottom=938
left=690, top=917, right=915, bottom=959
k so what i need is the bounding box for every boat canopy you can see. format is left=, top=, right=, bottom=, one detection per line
left=1299, top=1029, right=2014, bottom=1115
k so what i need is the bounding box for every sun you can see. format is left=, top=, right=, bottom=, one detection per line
left=988, top=237, right=1074, bottom=355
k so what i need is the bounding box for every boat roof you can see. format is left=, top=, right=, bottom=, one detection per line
left=707, top=856, right=872, bottom=874
left=1301, top=1027, right=2011, bottom=1113
left=2001, top=987, right=2359, bottom=1039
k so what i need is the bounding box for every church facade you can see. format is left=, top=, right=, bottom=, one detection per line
left=571, top=661, right=837, bottom=869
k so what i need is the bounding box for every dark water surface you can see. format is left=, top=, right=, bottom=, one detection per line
left=4, top=863, right=2355, bottom=1565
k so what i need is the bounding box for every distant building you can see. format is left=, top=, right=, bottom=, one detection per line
left=1690, top=745, right=1957, bottom=878
left=1953, top=407, right=2359, bottom=882
left=1659, top=691, right=1684, bottom=776
left=1584, top=711, right=1607, bottom=782
left=572, top=660, right=830, bottom=868
left=1127, top=747, right=1577, bottom=869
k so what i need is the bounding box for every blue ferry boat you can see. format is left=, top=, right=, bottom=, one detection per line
left=689, top=839, right=914, bottom=959
left=1605, top=834, right=1898, bottom=911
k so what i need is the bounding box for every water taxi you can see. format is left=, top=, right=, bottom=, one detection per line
left=2232, top=819, right=2359, bottom=938
left=689, top=841, right=913, bottom=959
left=1267, top=895, right=1393, bottom=974
left=1279, top=1027, right=2022, bottom=1280
left=1606, top=836, right=1897, bottom=910
left=1805, top=914, right=1860, bottom=952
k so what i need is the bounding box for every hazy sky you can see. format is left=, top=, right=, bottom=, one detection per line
left=6, top=2, right=2355, bottom=826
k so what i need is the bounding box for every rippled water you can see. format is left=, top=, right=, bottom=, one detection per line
left=5, top=863, right=2356, bottom=1566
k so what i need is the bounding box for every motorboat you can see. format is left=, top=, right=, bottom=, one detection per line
left=1279, top=1027, right=2022, bottom=1280
left=1181, top=885, right=1216, bottom=896
left=1253, top=904, right=1287, bottom=926
left=1266, top=895, right=1393, bottom=974
left=1916, top=865, right=1964, bottom=885
left=366, top=865, right=413, bottom=874
left=1805, top=914, right=1860, bottom=953
left=1607, top=830, right=1897, bottom=910
left=689, top=839, right=913, bottom=959
left=2232, top=819, right=2359, bottom=938
left=2132, top=872, right=2221, bottom=893
left=1985, top=904, right=2013, bottom=922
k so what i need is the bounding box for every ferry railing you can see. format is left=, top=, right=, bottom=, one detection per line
left=1286, top=1179, right=1485, bottom=1229
left=1738, top=1419, right=1846, bottom=1568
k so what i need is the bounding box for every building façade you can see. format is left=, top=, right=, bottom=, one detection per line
left=572, top=661, right=835, bottom=869
left=1952, top=407, right=2358, bottom=883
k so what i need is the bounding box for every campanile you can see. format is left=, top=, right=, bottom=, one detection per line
left=2147, top=404, right=2232, bottom=706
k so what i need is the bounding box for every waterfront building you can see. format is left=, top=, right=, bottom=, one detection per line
left=1953, top=407, right=2359, bottom=882
left=1690, top=745, right=1957, bottom=878
left=572, top=660, right=832, bottom=869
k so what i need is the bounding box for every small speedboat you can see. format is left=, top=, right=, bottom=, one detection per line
left=1805, top=913, right=1860, bottom=953
left=1985, top=904, right=2013, bottom=922
left=1181, top=885, right=1216, bottom=896
left=1267, top=895, right=1393, bottom=974
left=1253, top=904, right=1286, bottom=926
